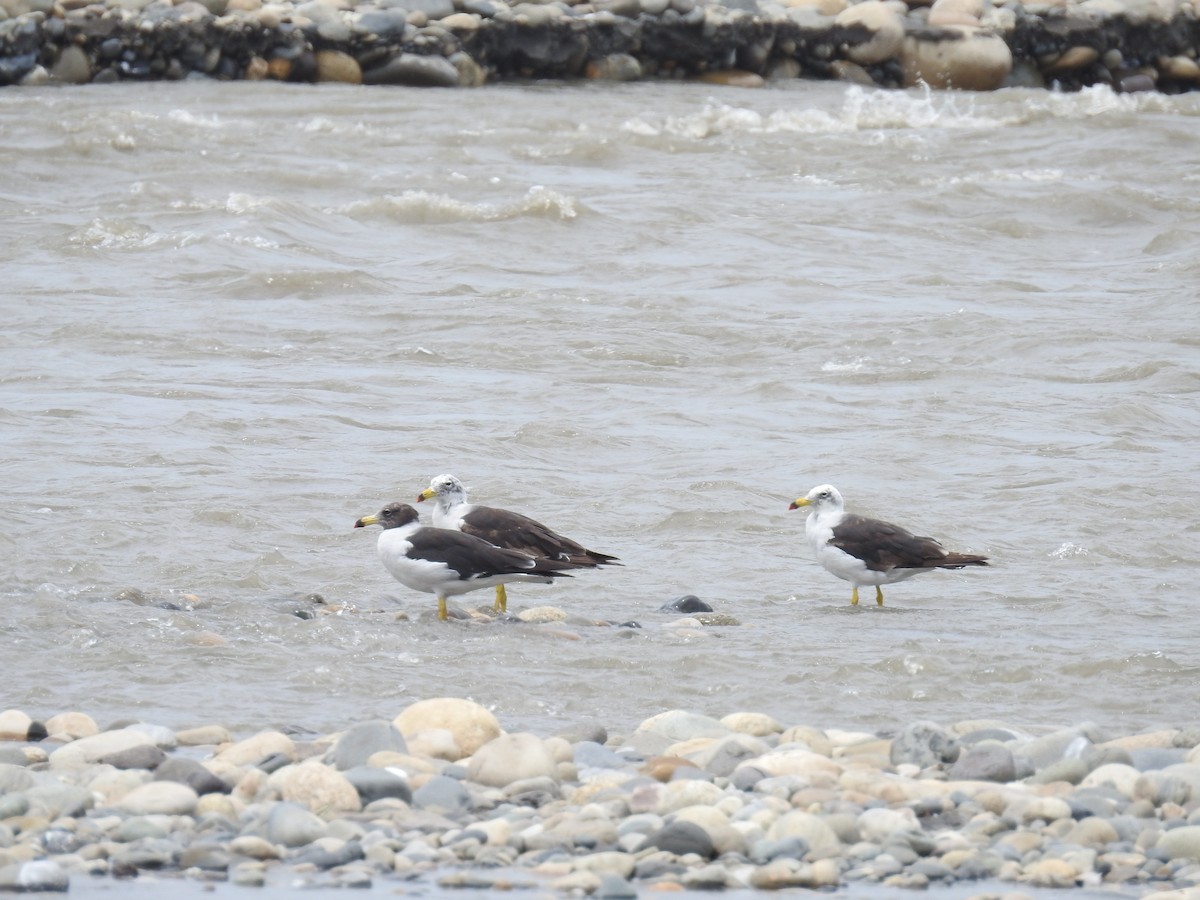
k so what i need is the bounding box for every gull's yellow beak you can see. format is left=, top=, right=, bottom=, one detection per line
left=354, top=513, right=380, bottom=528
left=416, top=488, right=436, bottom=503
left=788, top=497, right=810, bottom=510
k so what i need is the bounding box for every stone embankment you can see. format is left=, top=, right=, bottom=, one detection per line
left=1, top=0, right=1199, bottom=92
left=5, top=700, right=1200, bottom=897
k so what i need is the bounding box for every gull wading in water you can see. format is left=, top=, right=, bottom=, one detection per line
left=788, top=484, right=989, bottom=606
left=354, top=502, right=577, bottom=621
left=416, top=474, right=619, bottom=613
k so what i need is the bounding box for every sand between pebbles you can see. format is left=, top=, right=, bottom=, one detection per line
left=3, top=699, right=1200, bottom=898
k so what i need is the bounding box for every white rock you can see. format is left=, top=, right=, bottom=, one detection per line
left=836, top=0, right=905, bottom=64
left=1080, top=763, right=1141, bottom=797
left=394, top=698, right=500, bottom=759
left=657, top=779, right=727, bottom=814
left=275, top=762, right=361, bottom=813
left=116, top=782, right=199, bottom=816
left=466, top=733, right=557, bottom=787
left=49, top=729, right=156, bottom=769
left=720, top=712, right=783, bottom=736
left=214, top=730, right=296, bottom=767
left=857, top=807, right=920, bottom=842
left=766, top=810, right=842, bottom=852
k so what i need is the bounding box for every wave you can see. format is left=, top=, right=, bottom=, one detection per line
left=337, top=185, right=582, bottom=224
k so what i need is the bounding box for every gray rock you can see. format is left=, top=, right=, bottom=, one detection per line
left=641, top=821, right=715, bottom=858
left=355, top=8, right=408, bottom=36
left=343, top=765, right=412, bottom=805
left=115, top=817, right=170, bottom=842
left=363, top=53, right=461, bottom=87
left=557, top=723, right=608, bottom=745
left=23, top=784, right=93, bottom=819
left=1131, top=748, right=1187, bottom=771
left=1173, top=728, right=1200, bottom=749
left=1084, top=745, right=1134, bottom=770
left=0, top=795, right=29, bottom=819
left=1158, top=825, right=1200, bottom=860
left=596, top=873, right=638, bottom=898
left=412, top=775, right=471, bottom=814
left=178, top=844, right=231, bottom=871
left=635, top=710, right=730, bottom=743
left=295, top=839, right=365, bottom=870
left=750, top=835, right=810, bottom=863
left=155, top=757, right=230, bottom=795
left=947, top=742, right=1016, bottom=783
left=124, top=722, right=178, bottom=749
left=691, top=733, right=771, bottom=778
left=0, top=746, right=26, bottom=766
left=1029, top=757, right=1089, bottom=785
left=390, top=0, right=453, bottom=16
left=98, top=743, right=167, bottom=770
left=0, top=764, right=34, bottom=793
left=1016, top=725, right=1101, bottom=769
left=266, top=802, right=329, bottom=847
left=890, top=721, right=960, bottom=768
left=110, top=838, right=181, bottom=870
left=330, top=720, right=408, bottom=771
left=0, top=861, right=69, bottom=892
left=574, top=742, right=630, bottom=769
left=659, top=595, right=712, bottom=613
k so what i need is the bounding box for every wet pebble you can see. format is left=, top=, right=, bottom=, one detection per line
left=5, top=703, right=1200, bottom=895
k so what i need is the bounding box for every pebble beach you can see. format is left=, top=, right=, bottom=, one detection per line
left=5, top=628, right=1200, bottom=899
left=2, top=0, right=1200, bottom=92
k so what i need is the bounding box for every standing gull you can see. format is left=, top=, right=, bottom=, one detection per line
left=354, top=502, right=576, bottom=621
left=417, top=474, right=619, bottom=613
left=788, top=484, right=988, bottom=606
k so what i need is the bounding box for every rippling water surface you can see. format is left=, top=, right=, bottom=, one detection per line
left=2, top=80, right=1198, bottom=740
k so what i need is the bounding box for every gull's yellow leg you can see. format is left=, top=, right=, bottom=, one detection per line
left=876, top=586, right=885, bottom=606
left=850, top=586, right=860, bottom=606
left=438, top=596, right=448, bottom=621
left=494, top=584, right=507, bottom=613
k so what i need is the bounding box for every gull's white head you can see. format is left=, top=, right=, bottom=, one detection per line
left=788, top=484, right=844, bottom=513
left=417, top=474, right=468, bottom=506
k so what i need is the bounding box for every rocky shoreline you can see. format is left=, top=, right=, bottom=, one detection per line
left=1, top=0, right=1200, bottom=93
left=4, top=698, right=1200, bottom=897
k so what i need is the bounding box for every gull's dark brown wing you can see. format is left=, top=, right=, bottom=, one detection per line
left=460, top=504, right=619, bottom=566
left=829, top=513, right=987, bottom=573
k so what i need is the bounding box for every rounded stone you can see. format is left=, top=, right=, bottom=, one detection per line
left=467, top=733, right=557, bottom=787
left=362, top=53, right=461, bottom=87
left=857, top=807, right=919, bottom=842
left=394, top=698, right=500, bottom=759
left=330, top=720, right=408, bottom=771
left=0, top=710, right=36, bottom=742
left=900, top=25, right=1013, bottom=91
left=1157, top=825, right=1200, bottom=860
left=836, top=0, right=904, bottom=65
left=889, top=721, right=960, bottom=768
left=44, top=711, right=99, bottom=740
left=947, top=742, right=1017, bottom=783
left=116, top=781, right=199, bottom=816
left=49, top=729, right=156, bottom=769
left=315, top=49, right=361, bottom=83
left=766, top=811, right=841, bottom=852
left=720, top=712, right=783, bottom=737
left=266, top=802, right=329, bottom=847
left=1081, top=763, right=1141, bottom=797
left=214, top=731, right=296, bottom=767
left=636, top=710, right=731, bottom=743
left=277, top=763, right=362, bottom=813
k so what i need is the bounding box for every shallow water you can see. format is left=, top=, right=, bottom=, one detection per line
left=1, top=80, right=1198, bottom=741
